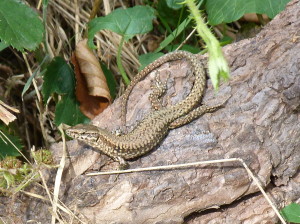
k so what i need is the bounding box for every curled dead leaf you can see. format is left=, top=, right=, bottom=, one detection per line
left=72, top=39, right=112, bottom=119
left=0, top=101, right=19, bottom=125
left=242, top=13, right=269, bottom=23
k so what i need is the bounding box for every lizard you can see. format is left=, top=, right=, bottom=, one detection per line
left=65, top=51, right=224, bottom=168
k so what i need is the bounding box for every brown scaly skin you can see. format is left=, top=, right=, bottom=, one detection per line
left=66, top=51, right=224, bottom=168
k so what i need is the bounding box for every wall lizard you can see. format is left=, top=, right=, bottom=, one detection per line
left=66, top=51, right=224, bottom=168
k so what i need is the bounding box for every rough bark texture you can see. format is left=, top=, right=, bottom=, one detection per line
left=1, top=1, right=300, bottom=223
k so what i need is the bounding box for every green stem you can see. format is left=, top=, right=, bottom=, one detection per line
left=185, top=0, right=217, bottom=49
left=184, top=0, right=230, bottom=90
left=116, top=36, right=130, bottom=85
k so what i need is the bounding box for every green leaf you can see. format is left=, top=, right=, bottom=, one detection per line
left=138, top=52, right=164, bottom=71
left=281, top=203, right=300, bottom=223
left=88, top=5, right=156, bottom=48
left=0, top=125, right=22, bottom=159
left=55, top=95, right=89, bottom=126
left=166, top=0, right=185, bottom=10
left=42, top=57, right=75, bottom=102
left=206, top=0, right=291, bottom=25
left=42, top=57, right=89, bottom=126
left=157, top=0, right=189, bottom=29
left=0, top=41, right=9, bottom=51
left=0, top=0, right=44, bottom=51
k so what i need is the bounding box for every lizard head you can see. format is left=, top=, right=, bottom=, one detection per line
left=65, top=124, right=100, bottom=142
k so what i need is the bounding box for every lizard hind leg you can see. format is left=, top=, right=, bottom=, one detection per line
left=149, top=71, right=170, bottom=110
left=169, top=102, right=226, bottom=129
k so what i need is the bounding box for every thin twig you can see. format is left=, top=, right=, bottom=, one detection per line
left=74, top=0, right=80, bottom=43
left=51, top=125, right=67, bottom=224
left=176, top=28, right=196, bottom=50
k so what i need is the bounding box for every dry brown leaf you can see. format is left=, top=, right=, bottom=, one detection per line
left=0, top=101, right=19, bottom=125
left=242, top=13, right=269, bottom=23
left=72, top=39, right=111, bottom=119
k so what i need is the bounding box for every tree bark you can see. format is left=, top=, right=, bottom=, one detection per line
left=1, top=0, right=300, bottom=223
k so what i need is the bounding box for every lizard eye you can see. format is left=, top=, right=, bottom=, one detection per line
left=81, top=131, right=99, bottom=141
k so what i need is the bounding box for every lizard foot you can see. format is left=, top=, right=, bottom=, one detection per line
left=115, top=156, right=129, bottom=170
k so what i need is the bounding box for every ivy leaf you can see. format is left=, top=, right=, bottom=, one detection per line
left=206, top=0, right=291, bottom=25
left=42, top=57, right=75, bottom=102
left=0, top=0, right=44, bottom=51
left=166, top=0, right=184, bottom=10
left=281, top=203, right=300, bottom=223
left=0, top=125, right=22, bottom=159
left=55, top=95, right=89, bottom=126
left=42, top=57, right=89, bottom=125
left=88, top=5, right=156, bottom=48
left=138, top=52, right=164, bottom=71
left=0, top=41, right=9, bottom=51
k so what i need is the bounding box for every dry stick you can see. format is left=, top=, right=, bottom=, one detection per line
left=177, top=28, right=197, bottom=50
left=37, top=0, right=42, bottom=9
left=51, top=125, right=67, bottom=224
left=74, top=0, right=80, bottom=43
left=22, top=190, right=69, bottom=213
left=103, top=0, right=112, bottom=14
left=0, top=217, right=6, bottom=223
left=0, top=101, right=19, bottom=113
left=30, top=145, right=58, bottom=221
left=86, top=158, right=286, bottom=224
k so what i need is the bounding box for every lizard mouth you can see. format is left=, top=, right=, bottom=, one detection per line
left=65, top=129, right=73, bottom=137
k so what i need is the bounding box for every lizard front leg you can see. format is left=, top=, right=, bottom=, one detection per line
left=114, top=156, right=129, bottom=170
left=149, top=71, right=170, bottom=110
